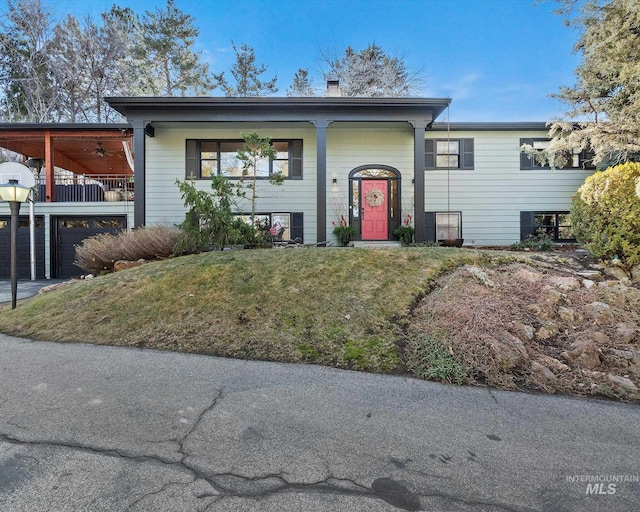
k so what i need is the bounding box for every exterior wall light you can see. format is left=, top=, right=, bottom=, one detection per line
left=0, top=179, right=32, bottom=309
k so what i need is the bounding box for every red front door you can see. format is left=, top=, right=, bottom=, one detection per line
left=361, top=180, right=388, bottom=240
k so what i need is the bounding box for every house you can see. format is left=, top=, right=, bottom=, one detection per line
left=0, top=92, right=595, bottom=279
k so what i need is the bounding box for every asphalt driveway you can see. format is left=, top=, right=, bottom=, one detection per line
left=0, top=334, right=638, bottom=511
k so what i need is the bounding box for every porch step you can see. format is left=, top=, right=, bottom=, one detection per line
left=351, top=241, right=402, bottom=248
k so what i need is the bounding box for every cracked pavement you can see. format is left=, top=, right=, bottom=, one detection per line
left=0, top=334, right=639, bottom=511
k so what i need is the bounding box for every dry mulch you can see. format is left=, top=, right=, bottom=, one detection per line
left=409, top=250, right=640, bottom=402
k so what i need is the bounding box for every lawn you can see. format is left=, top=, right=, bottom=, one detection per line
left=0, top=247, right=492, bottom=374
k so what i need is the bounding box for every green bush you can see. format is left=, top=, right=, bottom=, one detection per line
left=510, top=233, right=555, bottom=252
left=571, top=162, right=640, bottom=265
left=75, top=226, right=181, bottom=275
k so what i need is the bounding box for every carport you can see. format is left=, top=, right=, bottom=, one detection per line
left=0, top=124, right=134, bottom=278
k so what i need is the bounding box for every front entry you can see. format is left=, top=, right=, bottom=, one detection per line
left=361, top=180, right=388, bottom=240
left=348, top=166, right=401, bottom=242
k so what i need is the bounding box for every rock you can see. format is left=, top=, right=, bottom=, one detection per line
left=465, top=265, right=496, bottom=287
left=608, top=348, right=636, bottom=361
left=586, top=302, right=615, bottom=324
left=558, top=307, right=579, bottom=324
left=547, top=276, right=581, bottom=291
left=535, top=321, right=560, bottom=341
left=581, top=369, right=606, bottom=379
left=510, top=321, right=535, bottom=342
left=562, top=340, right=601, bottom=369
left=603, top=265, right=631, bottom=282
left=631, top=265, right=640, bottom=283
left=538, top=355, right=571, bottom=373
left=481, top=331, right=529, bottom=369
left=526, top=304, right=550, bottom=321
left=591, top=331, right=610, bottom=345
left=514, top=267, right=543, bottom=283
left=114, top=259, right=146, bottom=272
left=541, top=286, right=569, bottom=306
left=598, top=280, right=624, bottom=288
left=531, top=361, right=557, bottom=381
left=582, top=279, right=596, bottom=289
left=577, top=270, right=604, bottom=282
left=607, top=374, right=638, bottom=392
left=615, top=323, right=636, bottom=344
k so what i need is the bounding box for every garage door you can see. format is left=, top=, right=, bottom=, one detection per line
left=0, top=216, right=45, bottom=279
left=53, top=216, right=126, bottom=278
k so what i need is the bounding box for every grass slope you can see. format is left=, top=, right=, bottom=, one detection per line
left=0, top=247, right=488, bottom=373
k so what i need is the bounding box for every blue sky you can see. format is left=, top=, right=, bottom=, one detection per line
left=42, top=0, right=581, bottom=122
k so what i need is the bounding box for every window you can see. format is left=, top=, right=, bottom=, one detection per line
left=424, top=211, right=462, bottom=241
left=186, top=139, right=303, bottom=179
left=520, top=211, right=575, bottom=242
left=436, top=212, right=462, bottom=240
left=234, top=212, right=304, bottom=242
left=425, top=139, right=474, bottom=170
left=436, top=140, right=459, bottom=168
left=520, top=138, right=596, bottom=170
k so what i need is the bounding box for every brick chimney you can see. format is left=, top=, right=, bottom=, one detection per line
left=326, top=79, right=341, bottom=97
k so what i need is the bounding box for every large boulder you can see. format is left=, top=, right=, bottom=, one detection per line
left=481, top=331, right=529, bottom=369
left=562, top=340, right=601, bottom=369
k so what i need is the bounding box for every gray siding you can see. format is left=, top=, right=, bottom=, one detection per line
left=145, top=122, right=317, bottom=241
left=425, top=130, right=592, bottom=245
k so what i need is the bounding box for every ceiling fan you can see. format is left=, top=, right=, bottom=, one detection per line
left=96, top=142, right=106, bottom=158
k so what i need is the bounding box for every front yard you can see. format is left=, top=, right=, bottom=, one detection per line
left=0, top=246, right=637, bottom=401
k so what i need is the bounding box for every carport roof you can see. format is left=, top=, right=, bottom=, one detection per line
left=0, top=123, right=133, bottom=176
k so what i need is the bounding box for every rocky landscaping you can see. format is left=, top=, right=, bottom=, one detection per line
left=409, top=250, right=640, bottom=401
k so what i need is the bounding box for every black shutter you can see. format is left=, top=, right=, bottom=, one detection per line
left=290, top=140, right=303, bottom=179
left=424, top=212, right=436, bottom=242
left=291, top=212, right=304, bottom=242
left=186, top=140, right=197, bottom=178
left=425, top=139, right=435, bottom=169
left=520, top=138, right=534, bottom=170
left=461, top=138, right=474, bottom=169
left=520, top=211, right=534, bottom=240
left=580, top=148, right=597, bottom=170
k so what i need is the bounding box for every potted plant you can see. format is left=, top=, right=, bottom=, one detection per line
left=393, top=214, right=415, bottom=246
left=332, top=214, right=357, bottom=246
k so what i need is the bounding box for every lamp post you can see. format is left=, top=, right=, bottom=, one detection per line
left=0, top=179, right=32, bottom=309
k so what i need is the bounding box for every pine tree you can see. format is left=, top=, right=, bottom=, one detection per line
left=528, top=0, right=640, bottom=166
left=214, top=42, right=278, bottom=97
left=140, top=0, right=215, bottom=96
left=287, top=68, right=314, bottom=97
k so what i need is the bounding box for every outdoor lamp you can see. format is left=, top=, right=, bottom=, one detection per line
left=0, top=179, right=32, bottom=309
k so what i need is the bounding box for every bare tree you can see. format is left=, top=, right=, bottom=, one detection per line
left=319, top=43, right=425, bottom=97
left=0, top=0, right=57, bottom=121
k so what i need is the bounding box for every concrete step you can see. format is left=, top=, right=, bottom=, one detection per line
left=351, top=241, right=402, bottom=248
